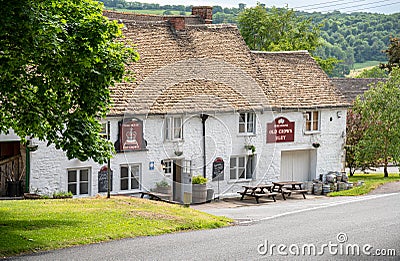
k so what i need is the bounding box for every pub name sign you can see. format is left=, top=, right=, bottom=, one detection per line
left=267, top=117, right=295, bottom=143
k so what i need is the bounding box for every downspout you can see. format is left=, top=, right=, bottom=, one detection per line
left=200, top=114, right=209, bottom=178
left=25, top=144, right=30, bottom=193
left=107, top=121, right=111, bottom=199
left=25, top=140, right=38, bottom=193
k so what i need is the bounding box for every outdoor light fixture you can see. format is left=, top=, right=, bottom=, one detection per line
left=337, top=111, right=342, bottom=118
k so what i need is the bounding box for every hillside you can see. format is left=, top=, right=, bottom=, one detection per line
left=100, top=1, right=399, bottom=77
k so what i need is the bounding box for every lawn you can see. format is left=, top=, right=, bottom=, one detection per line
left=0, top=197, right=231, bottom=257
left=352, top=60, right=385, bottom=70
left=328, top=173, right=400, bottom=197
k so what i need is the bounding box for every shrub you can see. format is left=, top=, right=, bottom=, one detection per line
left=53, top=191, right=73, bottom=199
left=192, top=175, right=207, bottom=184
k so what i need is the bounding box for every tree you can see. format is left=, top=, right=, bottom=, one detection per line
left=353, top=68, right=400, bottom=177
left=238, top=5, right=321, bottom=51
left=345, top=109, right=378, bottom=176
left=237, top=4, right=340, bottom=73
left=380, top=36, right=400, bottom=72
left=0, top=0, right=138, bottom=163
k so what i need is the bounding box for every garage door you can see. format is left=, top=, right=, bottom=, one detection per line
left=281, top=150, right=311, bottom=181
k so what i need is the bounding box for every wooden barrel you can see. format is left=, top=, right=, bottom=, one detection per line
left=346, top=183, right=354, bottom=190
left=322, top=184, right=331, bottom=194
left=313, top=183, right=323, bottom=195
left=192, top=184, right=207, bottom=204
left=341, top=172, right=349, bottom=182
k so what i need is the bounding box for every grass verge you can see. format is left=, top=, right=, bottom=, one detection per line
left=328, top=173, right=400, bottom=197
left=0, top=196, right=231, bottom=257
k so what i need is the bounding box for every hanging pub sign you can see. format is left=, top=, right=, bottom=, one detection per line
left=267, top=117, right=295, bottom=143
left=212, top=157, right=224, bottom=181
left=118, top=118, right=145, bottom=151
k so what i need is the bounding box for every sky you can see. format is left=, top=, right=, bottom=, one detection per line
left=132, top=0, right=400, bottom=14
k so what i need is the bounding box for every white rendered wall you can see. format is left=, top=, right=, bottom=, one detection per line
left=29, top=109, right=347, bottom=197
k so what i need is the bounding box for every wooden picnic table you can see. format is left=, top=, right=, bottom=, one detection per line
left=237, top=184, right=278, bottom=203
left=140, top=191, right=173, bottom=202
left=272, top=181, right=308, bottom=200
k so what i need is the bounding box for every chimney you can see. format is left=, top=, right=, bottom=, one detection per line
left=192, top=6, right=213, bottom=24
left=168, top=17, right=186, bottom=30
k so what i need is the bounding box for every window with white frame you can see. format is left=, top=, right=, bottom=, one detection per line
left=229, top=156, right=256, bottom=180
left=100, top=122, right=108, bottom=139
left=305, top=111, right=320, bottom=132
left=120, top=164, right=140, bottom=190
left=162, top=160, right=172, bottom=176
left=183, top=160, right=191, bottom=176
left=68, top=168, right=90, bottom=196
left=239, top=112, right=256, bottom=134
left=165, top=116, right=183, bottom=141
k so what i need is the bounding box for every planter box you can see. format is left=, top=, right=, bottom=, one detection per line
left=154, top=187, right=171, bottom=195
left=192, top=184, right=207, bottom=204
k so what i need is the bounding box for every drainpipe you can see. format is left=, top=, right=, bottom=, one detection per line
left=25, top=144, right=30, bottom=193
left=200, top=114, right=209, bottom=178
left=107, top=121, right=111, bottom=199
left=25, top=140, right=38, bottom=193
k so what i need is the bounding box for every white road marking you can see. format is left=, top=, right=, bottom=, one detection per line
left=238, top=192, right=400, bottom=224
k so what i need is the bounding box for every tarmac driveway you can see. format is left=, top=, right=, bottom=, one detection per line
left=192, top=181, right=400, bottom=223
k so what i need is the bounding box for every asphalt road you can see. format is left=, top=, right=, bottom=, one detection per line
left=9, top=193, right=400, bottom=260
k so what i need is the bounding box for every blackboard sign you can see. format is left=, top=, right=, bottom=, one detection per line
left=98, top=166, right=113, bottom=193
left=212, top=157, right=224, bottom=181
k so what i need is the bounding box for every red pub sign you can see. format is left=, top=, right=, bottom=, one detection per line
left=119, top=118, right=144, bottom=151
left=267, top=117, right=295, bottom=143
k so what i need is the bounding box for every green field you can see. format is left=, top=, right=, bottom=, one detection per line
left=105, top=8, right=190, bottom=16
left=0, top=197, right=231, bottom=257
left=352, top=60, right=385, bottom=70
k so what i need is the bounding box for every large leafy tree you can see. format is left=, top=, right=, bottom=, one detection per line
left=353, top=68, right=400, bottom=177
left=345, top=108, right=378, bottom=176
left=237, top=4, right=339, bottom=73
left=238, top=5, right=320, bottom=51
left=380, top=36, right=400, bottom=72
left=0, top=0, right=138, bottom=163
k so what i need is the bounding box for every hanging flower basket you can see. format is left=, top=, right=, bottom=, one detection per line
left=312, top=142, right=320, bottom=148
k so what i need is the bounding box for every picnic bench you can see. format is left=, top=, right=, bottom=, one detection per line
left=272, top=181, right=308, bottom=200
left=237, top=185, right=278, bottom=204
left=140, top=191, right=172, bottom=202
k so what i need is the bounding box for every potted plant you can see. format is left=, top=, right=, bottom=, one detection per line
left=154, top=179, right=171, bottom=194
left=192, top=175, right=208, bottom=204
left=245, top=144, right=256, bottom=156
left=312, top=142, right=320, bottom=148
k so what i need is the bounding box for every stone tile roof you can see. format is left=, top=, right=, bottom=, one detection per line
left=252, top=51, right=348, bottom=110
left=106, top=12, right=349, bottom=116
left=331, top=78, right=387, bottom=103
